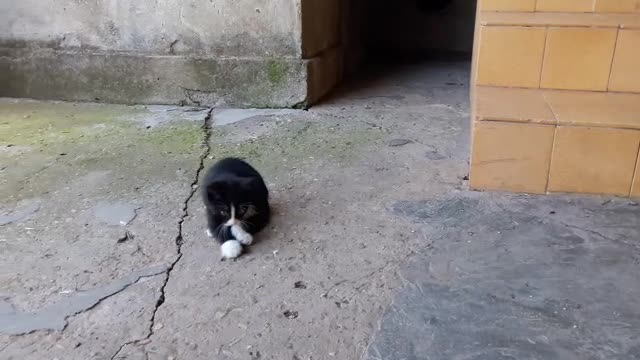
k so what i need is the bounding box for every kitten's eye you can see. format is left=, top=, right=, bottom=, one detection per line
left=239, top=205, right=253, bottom=218
left=219, top=210, right=228, bottom=216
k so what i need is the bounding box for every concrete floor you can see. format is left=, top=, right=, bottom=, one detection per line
left=1, top=61, right=639, bottom=360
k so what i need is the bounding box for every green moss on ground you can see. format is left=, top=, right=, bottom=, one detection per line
left=208, top=120, right=384, bottom=178
left=0, top=100, right=205, bottom=202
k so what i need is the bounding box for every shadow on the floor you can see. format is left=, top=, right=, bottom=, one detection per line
left=317, top=55, right=472, bottom=108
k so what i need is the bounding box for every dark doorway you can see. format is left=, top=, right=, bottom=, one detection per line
left=328, top=0, right=476, bottom=104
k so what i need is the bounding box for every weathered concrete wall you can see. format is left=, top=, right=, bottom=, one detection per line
left=0, top=0, right=309, bottom=107
left=1, top=0, right=301, bottom=57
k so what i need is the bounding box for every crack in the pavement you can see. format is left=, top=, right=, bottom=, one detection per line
left=0, top=266, right=167, bottom=336
left=110, top=108, right=213, bottom=360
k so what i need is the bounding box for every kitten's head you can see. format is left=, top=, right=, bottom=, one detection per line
left=206, top=177, right=257, bottom=225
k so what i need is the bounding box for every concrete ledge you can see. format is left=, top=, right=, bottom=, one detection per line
left=0, top=48, right=308, bottom=108
left=479, top=11, right=640, bottom=29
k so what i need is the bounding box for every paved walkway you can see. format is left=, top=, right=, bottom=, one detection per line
left=1, top=61, right=639, bottom=360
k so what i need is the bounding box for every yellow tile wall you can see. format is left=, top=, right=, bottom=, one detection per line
left=609, top=30, right=640, bottom=93
left=536, top=0, right=595, bottom=12
left=480, top=0, right=639, bottom=14
left=595, top=0, right=640, bottom=13
left=480, top=0, right=536, bottom=12
left=476, top=26, right=546, bottom=88
left=476, top=87, right=556, bottom=124
left=541, top=27, right=617, bottom=91
left=544, top=90, right=640, bottom=129
left=470, top=121, right=555, bottom=194
left=471, top=3, right=640, bottom=198
left=548, top=127, right=640, bottom=196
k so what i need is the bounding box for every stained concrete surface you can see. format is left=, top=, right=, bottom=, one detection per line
left=1, top=60, right=639, bottom=360
left=0, top=0, right=306, bottom=106
left=0, top=265, right=167, bottom=335
left=369, top=194, right=640, bottom=360
left=2, top=0, right=301, bottom=57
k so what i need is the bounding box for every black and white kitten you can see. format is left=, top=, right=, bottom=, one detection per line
left=202, top=157, right=270, bottom=260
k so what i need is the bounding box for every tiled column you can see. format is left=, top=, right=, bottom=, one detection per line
left=470, top=0, right=640, bottom=198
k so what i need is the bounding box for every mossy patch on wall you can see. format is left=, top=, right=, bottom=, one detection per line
left=1, top=51, right=307, bottom=108
left=266, top=59, right=289, bottom=86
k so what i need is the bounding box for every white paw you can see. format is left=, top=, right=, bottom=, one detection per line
left=231, top=225, right=253, bottom=245
left=220, top=240, right=242, bottom=260
left=236, top=232, right=253, bottom=246
left=206, top=229, right=213, bottom=238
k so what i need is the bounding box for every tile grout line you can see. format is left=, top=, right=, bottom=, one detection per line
left=482, top=24, right=624, bottom=29
left=540, top=89, right=558, bottom=126
left=628, top=139, right=640, bottom=197
left=537, top=26, right=550, bottom=88
left=476, top=84, right=639, bottom=96
left=542, top=91, right=558, bottom=194
left=606, top=27, right=621, bottom=91
left=476, top=119, right=640, bottom=133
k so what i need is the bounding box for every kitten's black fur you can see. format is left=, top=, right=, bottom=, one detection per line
left=202, top=158, right=270, bottom=244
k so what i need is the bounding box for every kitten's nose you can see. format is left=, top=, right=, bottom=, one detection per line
left=225, top=218, right=239, bottom=227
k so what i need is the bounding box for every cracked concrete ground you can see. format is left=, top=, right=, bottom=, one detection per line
left=1, top=60, right=639, bottom=360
